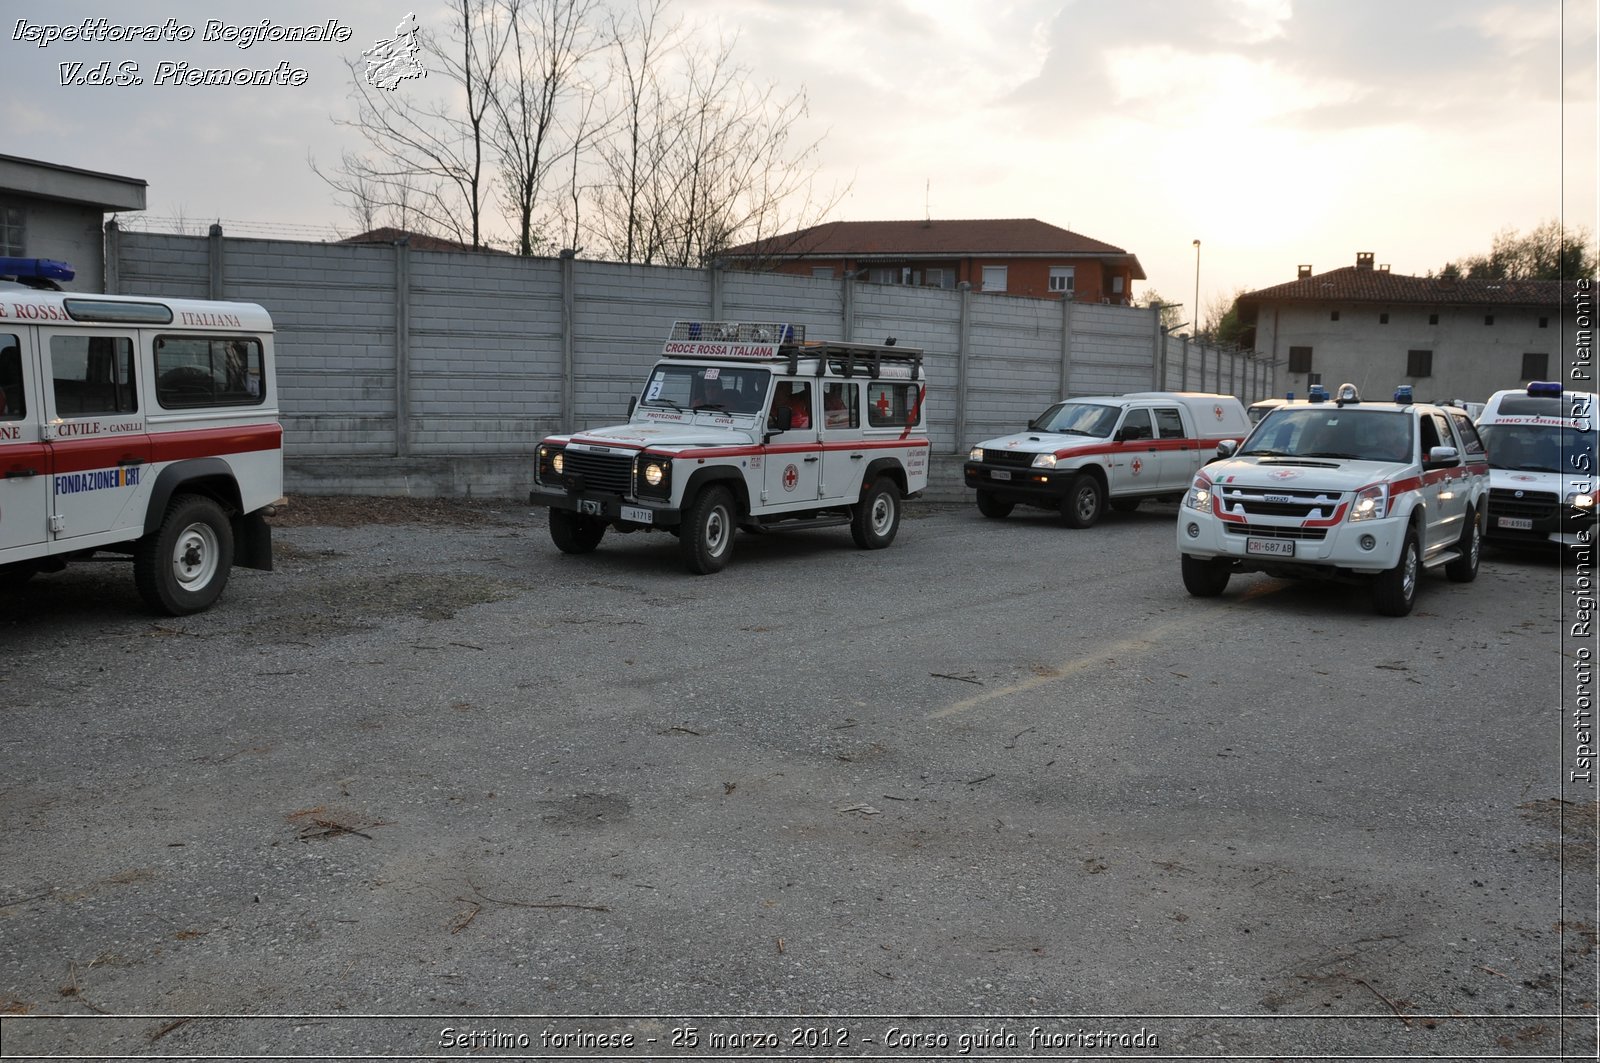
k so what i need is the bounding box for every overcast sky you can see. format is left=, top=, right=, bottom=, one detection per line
left=5, top=0, right=1595, bottom=321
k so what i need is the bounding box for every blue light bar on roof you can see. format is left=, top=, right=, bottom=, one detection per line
left=0, top=257, right=75, bottom=282
left=1393, top=385, right=1414, bottom=403
left=1307, top=384, right=1329, bottom=403
left=1527, top=380, right=1563, bottom=397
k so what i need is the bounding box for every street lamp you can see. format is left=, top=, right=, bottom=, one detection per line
left=1192, top=239, right=1201, bottom=340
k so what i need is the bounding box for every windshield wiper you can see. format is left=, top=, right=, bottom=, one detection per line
left=647, top=397, right=683, bottom=411
left=691, top=402, right=728, bottom=412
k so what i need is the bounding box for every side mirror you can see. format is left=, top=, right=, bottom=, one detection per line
left=771, top=406, right=793, bottom=432
left=1215, top=439, right=1238, bottom=459
left=627, top=397, right=637, bottom=417
left=1425, top=445, right=1459, bottom=467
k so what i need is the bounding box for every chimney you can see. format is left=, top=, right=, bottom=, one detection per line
left=1297, top=264, right=1313, bottom=279
left=1356, top=252, right=1374, bottom=271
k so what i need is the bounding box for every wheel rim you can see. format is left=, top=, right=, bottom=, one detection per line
left=1075, top=486, right=1098, bottom=521
left=172, top=521, right=219, bottom=591
left=704, top=504, right=730, bottom=556
left=870, top=493, right=895, bottom=535
left=1468, top=519, right=1480, bottom=568
left=1401, top=542, right=1418, bottom=600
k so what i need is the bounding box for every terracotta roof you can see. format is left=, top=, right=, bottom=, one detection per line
left=337, top=227, right=509, bottom=254
left=725, top=219, right=1145, bottom=277
left=1239, top=266, right=1571, bottom=309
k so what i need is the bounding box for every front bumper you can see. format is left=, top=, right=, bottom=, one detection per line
left=1483, top=494, right=1595, bottom=548
left=963, top=461, right=1073, bottom=500
left=528, top=484, right=681, bottom=527
left=1177, top=508, right=1405, bottom=576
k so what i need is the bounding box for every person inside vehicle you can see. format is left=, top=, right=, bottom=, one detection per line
left=0, top=345, right=20, bottom=417
left=770, top=382, right=810, bottom=429
left=693, top=375, right=726, bottom=409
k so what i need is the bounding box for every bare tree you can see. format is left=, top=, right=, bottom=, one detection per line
left=316, top=0, right=509, bottom=247
left=490, top=0, right=608, bottom=255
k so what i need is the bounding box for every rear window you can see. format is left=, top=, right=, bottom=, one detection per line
left=155, top=336, right=265, bottom=408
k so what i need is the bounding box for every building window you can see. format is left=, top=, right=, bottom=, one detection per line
left=1406, top=349, right=1432, bottom=377
left=1429, top=313, right=1439, bottom=325
left=1048, top=266, right=1075, bottom=294
left=1307, top=372, right=1323, bottom=386
left=1484, top=315, right=1495, bottom=326
left=1539, top=316, right=1549, bottom=328
left=0, top=205, right=23, bottom=257
left=1111, top=275, right=1125, bottom=295
left=811, top=267, right=834, bottom=279
left=1288, top=346, right=1313, bottom=375
left=981, top=266, right=1007, bottom=293
left=1522, top=352, right=1548, bottom=380
left=1330, top=310, right=1340, bottom=321
left=1379, top=313, right=1389, bottom=324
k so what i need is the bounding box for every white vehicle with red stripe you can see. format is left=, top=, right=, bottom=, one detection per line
left=1178, top=383, right=1489, bottom=616
left=1475, top=381, right=1596, bottom=550
left=964, top=391, right=1251, bottom=526
left=0, top=258, right=281, bottom=614
left=529, top=321, right=929, bottom=573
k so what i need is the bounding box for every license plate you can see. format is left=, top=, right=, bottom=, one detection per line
left=1496, top=516, right=1533, bottom=530
left=990, top=469, right=1012, bottom=481
left=578, top=499, right=603, bottom=516
left=621, top=505, right=653, bottom=524
left=1246, top=538, right=1295, bottom=557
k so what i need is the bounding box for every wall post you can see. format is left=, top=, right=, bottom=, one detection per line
left=207, top=223, right=224, bottom=300
left=560, top=249, right=577, bottom=430
left=955, top=282, right=972, bottom=455
left=1059, top=296, right=1074, bottom=399
left=393, top=238, right=411, bottom=458
left=103, top=220, right=121, bottom=294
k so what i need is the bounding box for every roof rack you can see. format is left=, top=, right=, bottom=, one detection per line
left=661, top=320, right=922, bottom=379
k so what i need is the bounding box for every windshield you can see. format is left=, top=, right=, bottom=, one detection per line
left=1240, top=407, right=1414, bottom=463
left=1028, top=402, right=1119, bottom=437
left=639, top=364, right=769, bottom=415
left=1479, top=422, right=1596, bottom=474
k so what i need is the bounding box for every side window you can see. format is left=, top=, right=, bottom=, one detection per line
left=866, top=382, right=922, bottom=428
left=155, top=336, right=265, bottom=408
left=769, top=379, right=813, bottom=430
left=50, top=334, right=137, bottom=416
left=822, top=382, right=858, bottom=429
left=0, top=335, right=22, bottom=419
left=1428, top=412, right=1456, bottom=456
left=1153, top=407, right=1185, bottom=439
left=1448, top=410, right=1485, bottom=456
left=1118, top=408, right=1153, bottom=441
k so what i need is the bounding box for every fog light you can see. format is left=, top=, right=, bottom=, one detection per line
left=1186, top=522, right=1199, bottom=538
left=1359, top=534, right=1376, bottom=550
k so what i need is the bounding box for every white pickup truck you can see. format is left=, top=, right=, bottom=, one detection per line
left=963, top=391, right=1251, bottom=527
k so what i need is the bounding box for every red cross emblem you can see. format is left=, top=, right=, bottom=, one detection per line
left=875, top=392, right=891, bottom=417
left=782, top=464, right=799, bottom=491
left=1131, top=458, right=1143, bottom=474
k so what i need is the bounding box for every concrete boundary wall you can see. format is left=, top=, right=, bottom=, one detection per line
left=106, top=224, right=1270, bottom=500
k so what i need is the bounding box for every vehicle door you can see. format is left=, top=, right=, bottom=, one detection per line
left=1150, top=405, right=1197, bottom=490
left=1418, top=409, right=1467, bottom=553
left=0, top=329, right=50, bottom=559
left=763, top=377, right=821, bottom=509
left=817, top=380, right=862, bottom=504
left=39, top=328, right=154, bottom=544
left=1109, top=407, right=1157, bottom=494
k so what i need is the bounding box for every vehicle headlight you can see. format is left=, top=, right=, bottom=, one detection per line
left=1031, top=453, right=1058, bottom=469
left=538, top=445, right=565, bottom=483
left=644, top=462, right=665, bottom=487
left=1184, top=476, right=1212, bottom=510
left=969, top=446, right=985, bottom=462
left=1568, top=491, right=1595, bottom=509
left=1349, top=483, right=1390, bottom=522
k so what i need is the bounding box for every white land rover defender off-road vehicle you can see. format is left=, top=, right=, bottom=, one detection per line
left=528, top=321, right=930, bottom=573
left=1177, top=383, right=1490, bottom=616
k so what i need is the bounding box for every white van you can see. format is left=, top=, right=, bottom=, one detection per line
left=1475, top=381, right=1596, bottom=549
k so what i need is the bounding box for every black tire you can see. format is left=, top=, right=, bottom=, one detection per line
left=1372, top=527, right=1421, bottom=616
left=1111, top=498, right=1141, bottom=513
left=549, top=509, right=606, bottom=554
left=851, top=479, right=902, bottom=549
left=133, top=494, right=235, bottom=616
left=1062, top=473, right=1105, bottom=529
left=975, top=489, right=1014, bottom=519
left=0, top=561, right=41, bottom=589
left=1181, top=553, right=1231, bottom=597
left=1445, top=507, right=1481, bottom=583
left=680, top=486, right=736, bottom=573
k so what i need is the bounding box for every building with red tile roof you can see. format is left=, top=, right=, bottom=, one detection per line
left=721, top=218, right=1146, bottom=304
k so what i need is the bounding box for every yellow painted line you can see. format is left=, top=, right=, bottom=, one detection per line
left=928, top=586, right=1285, bottom=720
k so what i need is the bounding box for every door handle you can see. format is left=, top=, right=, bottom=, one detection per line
left=803, top=455, right=819, bottom=464
left=4, top=468, right=38, bottom=478
left=119, top=456, right=146, bottom=466
left=850, top=453, right=864, bottom=460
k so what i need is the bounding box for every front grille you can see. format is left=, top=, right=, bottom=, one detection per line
left=1488, top=487, right=1560, bottom=521
left=1223, top=522, right=1328, bottom=541
left=983, top=449, right=1042, bottom=468
left=564, top=450, right=633, bottom=494
left=1216, top=484, right=1343, bottom=521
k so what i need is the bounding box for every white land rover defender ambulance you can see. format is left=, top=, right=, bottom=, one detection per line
left=0, top=259, right=281, bottom=614
left=529, top=321, right=930, bottom=573
left=1475, top=381, right=1596, bottom=550
left=1177, top=383, right=1490, bottom=616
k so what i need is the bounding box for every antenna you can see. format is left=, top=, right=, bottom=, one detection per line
left=925, top=179, right=930, bottom=223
